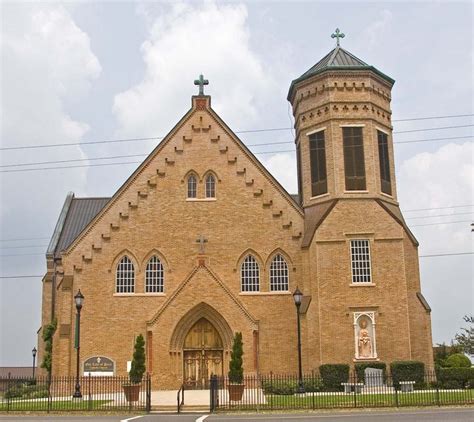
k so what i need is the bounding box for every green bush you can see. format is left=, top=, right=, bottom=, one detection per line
left=445, top=353, right=471, bottom=368
left=262, top=377, right=323, bottom=395
left=355, top=362, right=387, bottom=383
left=228, top=332, right=244, bottom=384
left=390, top=361, right=425, bottom=389
left=5, top=382, right=49, bottom=399
left=319, top=364, right=350, bottom=392
left=129, top=334, right=146, bottom=384
left=437, top=367, right=474, bottom=389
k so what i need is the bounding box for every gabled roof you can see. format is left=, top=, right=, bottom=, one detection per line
left=287, top=46, right=395, bottom=101
left=47, top=195, right=109, bottom=258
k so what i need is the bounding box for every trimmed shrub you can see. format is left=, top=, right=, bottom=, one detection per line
left=262, top=377, right=323, bottom=395
left=229, top=332, right=244, bottom=384
left=129, top=334, right=146, bottom=384
left=437, top=367, right=474, bottom=389
left=5, top=382, right=48, bottom=399
left=390, top=361, right=425, bottom=389
left=445, top=353, right=471, bottom=368
left=355, top=362, right=387, bottom=383
left=319, top=364, right=350, bottom=392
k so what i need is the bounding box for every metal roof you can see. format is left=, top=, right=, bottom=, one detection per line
left=287, top=46, right=395, bottom=100
left=53, top=197, right=110, bottom=257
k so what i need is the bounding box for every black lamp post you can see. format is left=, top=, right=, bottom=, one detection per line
left=293, top=287, right=305, bottom=394
left=72, top=289, right=84, bottom=399
left=32, top=347, right=37, bottom=379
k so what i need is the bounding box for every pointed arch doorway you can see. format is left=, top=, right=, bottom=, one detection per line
left=183, top=318, right=224, bottom=389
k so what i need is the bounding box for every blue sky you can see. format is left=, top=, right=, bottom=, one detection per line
left=1, top=0, right=472, bottom=366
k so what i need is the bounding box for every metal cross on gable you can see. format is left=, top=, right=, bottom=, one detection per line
left=196, top=234, right=208, bottom=254
left=194, top=74, right=209, bottom=96
left=331, top=28, right=345, bottom=46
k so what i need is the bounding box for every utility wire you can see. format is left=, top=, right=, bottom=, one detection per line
left=405, top=212, right=474, bottom=220
left=410, top=220, right=473, bottom=227
left=2, top=137, right=473, bottom=174
left=392, top=113, right=473, bottom=122
left=1, top=119, right=472, bottom=151
left=0, top=244, right=48, bottom=250
left=0, top=236, right=50, bottom=242
left=403, top=204, right=473, bottom=212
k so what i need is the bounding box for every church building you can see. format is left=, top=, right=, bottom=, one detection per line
left=39, top=32, right=434, bottom=389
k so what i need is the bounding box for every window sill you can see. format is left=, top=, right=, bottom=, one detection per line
left=349, top=283, right=375, bottom=287
left=344, top=190, right=369, bottom=194
left=353, top=357, right=379, bottom=362
left=380, top=192, right=393, bottom=199
left=186, top=198, right=217, bottom=202
left=239, top=291, right=291, bottom=296
left=310, top=193, right=330, bottom=200
left=113, top=293, right=166, bottom=297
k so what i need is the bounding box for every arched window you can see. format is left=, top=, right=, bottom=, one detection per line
left=145, top=256, right=164, bottom=293
left=187, top=174, right=197, bottom=198
left=270, top=254, right=289, bottom=291
left=241, top=255, right=260, bottom=292
left=205, top=174, right=216, bottom=198
left=116, top=256, right=135, bottom=293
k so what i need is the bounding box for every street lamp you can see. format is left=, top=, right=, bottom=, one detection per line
left=73, top=289, right=84, bottom=399
left=32, top=347, right=37, bottom=379
left=293, top=287, right=305, bottom=394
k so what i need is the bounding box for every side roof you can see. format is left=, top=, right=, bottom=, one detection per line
left=47, top=196, right=110, bottom=258
left=287, top=46, right=395, bottom=101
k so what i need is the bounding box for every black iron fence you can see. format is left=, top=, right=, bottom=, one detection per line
left=0, top=374, right=151, bottom=412
left=210, top=371, right=474, bottom=411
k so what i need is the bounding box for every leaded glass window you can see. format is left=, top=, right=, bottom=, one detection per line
left=187, top=174, right=197, bottom=198
left=116, top=256, right=135, bottom=293
left=350, top=240, right=372, bottom=283
left=270, top=254, right=289, bottom=291
left=205, top=174, right=216, bottom=198
left=145, top=256, right=164, bottom=293
left=241, top=255, right=260, bottom=292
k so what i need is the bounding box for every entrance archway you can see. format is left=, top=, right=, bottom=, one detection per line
left=183, top=318, right=224, bottom=389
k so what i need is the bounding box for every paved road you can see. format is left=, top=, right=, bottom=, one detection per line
left=1, top=408, right=473, bottom=421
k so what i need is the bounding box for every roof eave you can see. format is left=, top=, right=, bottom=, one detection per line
left=287, top=66, right=395, bottom=102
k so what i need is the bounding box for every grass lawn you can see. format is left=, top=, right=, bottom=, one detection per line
left=0, top=399, right=114, bottom=412
left=264, top=390, right=474, bottom=409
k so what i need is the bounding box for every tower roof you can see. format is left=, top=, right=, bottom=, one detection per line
left=287, top=46, right=395, bottom=101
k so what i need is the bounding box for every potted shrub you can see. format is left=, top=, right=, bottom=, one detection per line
left=123, top=334, right=146, bottom=402
left=228, top=332, right=244, bottom=401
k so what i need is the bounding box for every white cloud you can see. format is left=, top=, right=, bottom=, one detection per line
left=260, top=152, right=297, bottom=194
left=0, top=3, right=101, bottom=365
left=113, top=1, right=276, bottom=137
left=360, top=9, right=393, bottom=50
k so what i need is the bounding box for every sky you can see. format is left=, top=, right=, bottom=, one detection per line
left=0, top=0, right=472, bottom=366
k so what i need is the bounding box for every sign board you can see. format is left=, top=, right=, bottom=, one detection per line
left=83, top=356, right=115, bottom=376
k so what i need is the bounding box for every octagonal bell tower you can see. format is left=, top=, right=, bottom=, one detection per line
left=288, top=30, right=397, bottom=208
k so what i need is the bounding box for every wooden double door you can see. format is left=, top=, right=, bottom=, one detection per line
left=183, top=318, right=224, bottom=389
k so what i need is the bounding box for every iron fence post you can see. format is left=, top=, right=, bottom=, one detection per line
left=353, top=373, right=357, bottom=408
left=146, top=373, right=151, bottom=413
left=436, top=382, right=440, bottom=407
left=88, top=373, right=92, bottom=410
left=7, top=372, right=11, bottom=412
left=47, top=373, right=52, bottom=413
left=394, top=376, right=399, bottom=407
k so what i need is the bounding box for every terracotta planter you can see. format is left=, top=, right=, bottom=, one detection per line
left=228, top=383, right=245, bottom=401
left=123, top=384, right=140, bottom=402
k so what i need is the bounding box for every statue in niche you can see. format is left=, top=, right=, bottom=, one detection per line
left=358, top=319, right=373, bottom=358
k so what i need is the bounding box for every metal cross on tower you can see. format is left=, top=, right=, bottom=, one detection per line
left=331, top=28, right=345, bottom=46
left=196, top=235, right=208, bottom=254
left=194, top=74, right=209, bottom=96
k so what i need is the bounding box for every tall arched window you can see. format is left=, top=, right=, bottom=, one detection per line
left=241, top=255, right=260, bottom=292
left=145, top=256, right=164, bottom=293
left=116, top=256, right=135, bottom=293
left=187, top=174, right=197, bottom=198
left=270, top=254, right=289, bottom=291
left=205, top=174, right=216, bottom=198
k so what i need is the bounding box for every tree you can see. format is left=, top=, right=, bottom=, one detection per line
left=129, top=334, right=146, bottom=384
left=454, top=315, right=474, bottom=356
left=228, top=332, right=244, bottom=384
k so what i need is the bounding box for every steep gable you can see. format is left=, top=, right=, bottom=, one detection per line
left=64, top=96, right=304, bottom=268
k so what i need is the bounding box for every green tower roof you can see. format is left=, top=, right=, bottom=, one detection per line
left=287, top=46, right=395, bottom=101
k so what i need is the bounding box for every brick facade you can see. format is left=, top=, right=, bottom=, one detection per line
left=39, top=50, right=433, bottom=389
